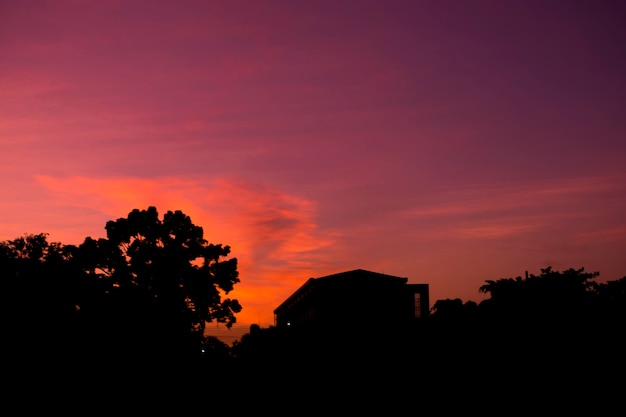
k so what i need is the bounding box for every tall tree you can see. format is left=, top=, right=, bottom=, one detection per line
left=77, top=207, right=242, bottom=356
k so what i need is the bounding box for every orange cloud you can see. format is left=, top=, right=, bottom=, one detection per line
left=29, top=175, right=335, bottom=333
left=4, top=173, right=624, bottom=344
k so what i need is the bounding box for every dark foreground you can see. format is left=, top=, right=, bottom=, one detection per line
left=7, top=328, right=625, bottom=415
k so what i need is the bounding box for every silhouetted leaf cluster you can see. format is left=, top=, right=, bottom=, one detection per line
left=2, top=207, right=241, bottom=369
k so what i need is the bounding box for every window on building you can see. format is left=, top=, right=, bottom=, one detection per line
left=414, top=293, right=422, bottom=318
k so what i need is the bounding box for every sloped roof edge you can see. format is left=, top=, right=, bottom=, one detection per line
left=273, top=269, right=409, bottom=314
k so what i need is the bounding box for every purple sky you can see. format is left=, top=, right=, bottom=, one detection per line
left=2, top=0, right=625, bottom=342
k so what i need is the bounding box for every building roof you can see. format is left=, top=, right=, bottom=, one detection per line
left=315, top=268, right=408, bottom=283
left=273, top=269, right=409, bottom=314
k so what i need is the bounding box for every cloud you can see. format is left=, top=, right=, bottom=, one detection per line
left=398, top=175, right=626, bottom=231
left=25, top=174, right=335, bottom=328
left=575, top=226, right=626, bottom=243
left=312, top=175, right=626, bottom=282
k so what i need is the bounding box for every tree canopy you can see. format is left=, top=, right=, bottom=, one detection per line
left=477, top=266, right=600, bottom=323
left=2, top=207, right=242, bottom=362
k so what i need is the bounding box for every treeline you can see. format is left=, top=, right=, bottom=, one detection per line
left=435, top=267, right=626, bottom=321
left=234, top=267, right=626, bottom=350
left=2, top=207, right=241, bottom=373
left=3, top=207, right=625, bottom=404
left=229, top=267, right=626, bottom=402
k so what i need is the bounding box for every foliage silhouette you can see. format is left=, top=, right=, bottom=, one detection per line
left=431, top=298, right=479, bottom=321
left=478, top=266, right=599, bottom=322
left=3, top=214, right=626, bottom=407
left=1, top=233, right=94, bottom=359
left=231, top=265, right=626, bottom=403
left=2, top=207, right=242, bottom=370
left=77, top=206, right=242, bottom=359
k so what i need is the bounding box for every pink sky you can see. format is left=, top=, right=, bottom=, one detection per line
left=2, top=0, right=626, bottom=343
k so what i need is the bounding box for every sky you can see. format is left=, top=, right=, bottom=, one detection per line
left=2, top=0, right=626, bottom=344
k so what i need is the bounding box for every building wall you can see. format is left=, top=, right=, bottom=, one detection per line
left=274, top=269, right=429, bottom=332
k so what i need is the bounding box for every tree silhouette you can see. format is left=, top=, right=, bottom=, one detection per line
left=75, top=206, right=242, bottom=358
left=1, top=209, right=245, bottom=397
left=478, top=266, right=599, bottom=324
left=0, top=233, right=95, bottom=361
left=431, top=298, right=479, bottom=321
left=591, top=275, right=626, bottom=320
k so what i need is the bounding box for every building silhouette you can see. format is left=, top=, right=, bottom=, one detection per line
left=273, top=269, right=429, bottom=333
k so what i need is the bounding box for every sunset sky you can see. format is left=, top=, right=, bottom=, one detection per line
left=2, top=0, right=625, bottom=343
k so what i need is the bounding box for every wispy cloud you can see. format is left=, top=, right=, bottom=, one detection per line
left=398, top=175, right=626, bottom=234
left=2, top=0, right=625, bottom=343
left=25, top=174, right=335, bottom=327
left=575, top=226, right=626, bottom=243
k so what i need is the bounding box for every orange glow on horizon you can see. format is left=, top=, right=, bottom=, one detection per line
left=15, top=175, right=336, bottom=332
left=1, top=173, right=625, bottom=341
left=2, top=1, right=625, bottom=345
